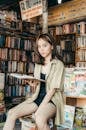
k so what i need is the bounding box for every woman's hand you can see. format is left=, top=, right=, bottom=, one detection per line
left=25, top=79, right=40, bottom=93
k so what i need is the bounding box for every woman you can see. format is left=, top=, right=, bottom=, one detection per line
left=3, top=33, right=65, bottom=130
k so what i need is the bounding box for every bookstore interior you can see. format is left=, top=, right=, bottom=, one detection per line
left=0, top=0, right=86, bottom=130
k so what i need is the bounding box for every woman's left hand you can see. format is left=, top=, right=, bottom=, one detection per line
left=25, top=79, right=40, bottom=93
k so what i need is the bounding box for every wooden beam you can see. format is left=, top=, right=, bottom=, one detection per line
left=48, top=0, right=86, bottom=26
left=42, top=0, right=48, bottom=33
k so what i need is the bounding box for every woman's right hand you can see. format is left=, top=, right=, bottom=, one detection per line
left=25, top=79, right=40, bottom=93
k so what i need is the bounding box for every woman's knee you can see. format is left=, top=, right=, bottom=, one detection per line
left=7, top=108, right=17, bottom=119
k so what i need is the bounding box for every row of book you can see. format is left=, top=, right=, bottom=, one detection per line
left=64, top=68, right=86, bottom=97
left=0, top=61, right=34, bottom=73
left=5, top=84, right=30, bottom=97
left=60, top=40, right=75, bottom=51
left=22, top=21, right=40, bottom=34
left=0, top=35, right=35, bottom=51
left=56, top=21, right=86, bottom=35
left=0, top=19, right=39, bottom=34
left=0, top=48, right=27, bottom=61
left=61, top=51, right=75, bottom=65
left=76, top=36, right=86, bottom=48
left=76, top=50, right=86, bottom=61
left=0, top=19, right=20, bottom=30
left=55, top=34, right=76, bottom=67
left=56, top=43, right=75, bottom=66
left=0, top=18, right=39, bottom=34
left=5, top=75, right=29, bottom=85
left=76, top=62, right=86, bottom=68
left=76, top=35, right=86, bottom=67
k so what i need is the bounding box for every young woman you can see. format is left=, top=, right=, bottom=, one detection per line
left=3, top=33, right=65, bottom=130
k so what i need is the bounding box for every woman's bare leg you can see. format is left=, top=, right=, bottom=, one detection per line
left=3, top=100, right=38, bottom=130
left=35, top=102, right=56, bottom=130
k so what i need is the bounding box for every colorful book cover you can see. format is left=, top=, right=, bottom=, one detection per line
left=58, top=105, right=75, bottom=129
left=64, top=68, right=86, bottom=97
left=74, top=107, right=86, bottom=127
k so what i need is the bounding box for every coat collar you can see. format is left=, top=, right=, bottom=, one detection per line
left=34, top=59, right=58, bottom=79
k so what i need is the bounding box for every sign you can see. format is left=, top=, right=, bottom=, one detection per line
left=19, top=0, right=43, bottom=20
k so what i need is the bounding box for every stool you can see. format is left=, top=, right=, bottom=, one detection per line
left=19, top=114, right=56, bottom=130
left=19, top=114, right=37, bottom=130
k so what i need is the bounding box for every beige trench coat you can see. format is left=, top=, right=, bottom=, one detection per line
left=26, top=59, right=65, bottom=126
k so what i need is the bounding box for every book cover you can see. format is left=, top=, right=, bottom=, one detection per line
left=64, top=68, right=86, bottom=97
left=74, top=107, right=86, bottom=127
left=64, top=105, right=75, bottom=128
left=59, top=105, right=75, bottom=129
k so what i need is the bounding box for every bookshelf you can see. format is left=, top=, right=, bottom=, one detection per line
left=48, top=21, right=86, bottom=128
left=0, top=20, right=37, bottom=111
left=55, top=33, right=76, bottom=67
left=66, top=96, right=86, bottom=107
left=48, top=21, right=86, bottom=68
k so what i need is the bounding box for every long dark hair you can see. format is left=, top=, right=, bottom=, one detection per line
left=34, top=33, right=62, bottom=64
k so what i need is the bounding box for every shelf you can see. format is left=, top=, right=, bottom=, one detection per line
left=66, top=96, right=86, bottom=99
left=56, top=33, right=76, bottom=36
left=76, top=47, right=86, bottom=50
left=75, top=60, right=86, bottom=62
left=66, top=96, right=86, bottom=107
left=76, top=33, right=86, bottom=37
left=0, top=25, right=36, bottom=39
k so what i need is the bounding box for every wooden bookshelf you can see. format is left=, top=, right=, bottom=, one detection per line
left=0, top=20, right=37, bottom=110
left=66, top=96, right=86, bottom=107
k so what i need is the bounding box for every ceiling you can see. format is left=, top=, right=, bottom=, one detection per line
left=0, top=0, right=72, bottom=10
left=0, top=0, right=20, bottom=10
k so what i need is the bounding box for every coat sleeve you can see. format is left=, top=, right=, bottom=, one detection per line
left=51, top=61, right=65, bottom=91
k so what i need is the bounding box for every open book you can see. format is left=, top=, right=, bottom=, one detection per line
left=8, top=73, right=46, bottom=82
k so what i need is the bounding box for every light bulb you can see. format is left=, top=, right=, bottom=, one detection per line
left=58, top=0, right=62, bottom=4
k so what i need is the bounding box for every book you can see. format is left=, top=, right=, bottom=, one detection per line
left=8, top=73, right=46, bottom=82
left=64, top=68, right=86, bottom=97
left=0, top=73, right=5, bottom=89
left=58, top=105, right=75, bottom=129
left=74, top=107, right=86, bottom=127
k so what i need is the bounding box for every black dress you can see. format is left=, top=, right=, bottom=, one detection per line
left=34, top=73, right=46, bottom=106
left=34, top=73, right=56, bottom=107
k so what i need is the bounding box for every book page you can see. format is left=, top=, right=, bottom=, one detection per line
left=8, top=73, right=46, bottom=82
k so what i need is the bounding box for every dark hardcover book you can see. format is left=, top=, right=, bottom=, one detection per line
left=0, top=35, right=5, bottom=48
left=0, top=113, right=6, bottom=123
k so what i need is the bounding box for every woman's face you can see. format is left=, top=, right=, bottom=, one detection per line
left=37, top=38, right=53, bottom=59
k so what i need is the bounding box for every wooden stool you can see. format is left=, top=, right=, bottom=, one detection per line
left=19, top=115, right=37, bottom=130
left=19, top=115, right=56, bottom=130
